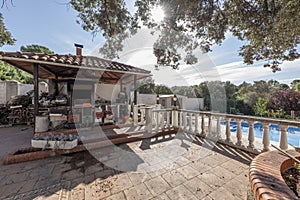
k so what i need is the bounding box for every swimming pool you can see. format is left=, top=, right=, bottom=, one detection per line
left=221, top=121, right=300, bottom=147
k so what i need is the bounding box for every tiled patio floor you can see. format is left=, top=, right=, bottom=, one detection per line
left=0, top=126, right=255, bottom=200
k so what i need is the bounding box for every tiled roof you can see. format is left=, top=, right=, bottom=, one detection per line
left=0, top=51, right=150, bottom=74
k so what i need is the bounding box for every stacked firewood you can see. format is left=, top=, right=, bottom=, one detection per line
left=8, top=105, right=34, bottom=125
left=0, top=106, right=9, bottom=124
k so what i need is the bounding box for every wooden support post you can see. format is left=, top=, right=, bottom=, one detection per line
left=133, top=105, right=138, bottom=125
left=34, top=63, right=39, bottom=133
left=133, top=75, right=137, bottom=105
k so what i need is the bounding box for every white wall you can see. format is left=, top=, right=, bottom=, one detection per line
left=94, top=83, right=131, bottom=103
left=186, top=98, right=204, bottom=110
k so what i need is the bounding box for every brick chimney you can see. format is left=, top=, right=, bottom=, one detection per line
left=74, top=43, right=83, bottom=56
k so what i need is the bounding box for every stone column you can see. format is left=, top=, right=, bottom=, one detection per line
left=160, top=111, right=165, bottom=130
left=183, top=112, right=187, bottom=131
left=247, top=121, right=255, bottom=149
left=236, top=119, right=242, bottom=146
left=155, top=111, right=160, bottom=132
left=179, top=111, right=183, bottom=128
left=145, top=107, right=153, bottom=134
left=166, top=111, right=170, bottom=128
left=189, top=113, right=193, bottom=132
left=279, top=125, right=288, bottom=150
left=262, top=122, right=270, bottom=151
left=172, top=110, right=178, bottom=128
left=195, top=113, right=200, bottom=134
left=225, top=118, right=231, bottom=143
left=216, top=117, right=221, bottom=139
left=201, top=115, right=205, bottom=135
left=133, top=105, right=138, bottom=125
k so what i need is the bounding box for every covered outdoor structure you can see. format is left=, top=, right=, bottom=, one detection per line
left=0, top=50, right=151, bottom=132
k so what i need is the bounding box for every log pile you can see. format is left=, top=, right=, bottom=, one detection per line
left=7, top=105, right=34, bottom=125
left=0, top=94, right=34, bottom=125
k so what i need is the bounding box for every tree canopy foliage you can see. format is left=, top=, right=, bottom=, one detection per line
left=20, top=44, right=54, bottom=54
left=71, top=0, right=300, bottom=72
left=0, top=12, right=15, bottom=46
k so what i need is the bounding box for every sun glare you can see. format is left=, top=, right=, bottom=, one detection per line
left=151, top=6, right=165, bottom=22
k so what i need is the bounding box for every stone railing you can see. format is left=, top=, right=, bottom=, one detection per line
left=137, top=107, right=300, bottom=153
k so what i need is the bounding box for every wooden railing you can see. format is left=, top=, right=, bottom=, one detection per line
left=134, top=106, right=300, bottom=153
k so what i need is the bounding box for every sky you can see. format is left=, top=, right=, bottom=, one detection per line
left=1, top=0, right=300, bottom=87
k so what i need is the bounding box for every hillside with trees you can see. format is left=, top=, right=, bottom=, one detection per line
left=138, top=77, right=300, bottom=119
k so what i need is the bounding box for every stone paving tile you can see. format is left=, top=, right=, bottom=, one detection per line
left=144, top=176, right=171, bottom=196
left=198, top=155, right=226, bottom=167
left=70, top=183, right=85, bottom=200
left=224, top=178, right=248, bottom=199
left=189, top=160, right=212, bottom=173
left=183, top=176, right=214, bottom=199
left=0, top=128, right=255, bottom=200
left=84, top=178, right=113, bottom=199
left=234, top=169, right=249, bottom=185
left=176, top=164, right=200, bottom=180
left=124, top=183, right=153, bottom=200
left=110, top=173, right=133, bottom=194
left=161, top=170, right=187, bottom=187
left=165, top=185, right=198, bottom=200
left=208, top=186, right=241, bottom=200
left=220, top=160, right=248, bottom=175
left=174, top=156, right=191, bottom=167
left=150, top=193, right=171, bottom=200
left=210, top=166, right=237, bottom=182
left=197, top=171, right=227, bottom=190
left=105, top=191, right=126, bottom=200
left=127, top=171, right=151, bottom=186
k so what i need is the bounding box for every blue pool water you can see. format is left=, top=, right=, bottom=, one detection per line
left=221, top=121, right=300, bottom=147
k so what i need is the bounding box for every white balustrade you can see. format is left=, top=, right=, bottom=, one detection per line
left=247, top=121, right=255, bottom=149
left=143, top=108, right=300, bottom=153
left=225, top=118, right=231, bottom=143
left=195, top=113, right=200, bottom=134
left=189, top=113, right=193, bottom=132
left=262, top=123, right=270, bottom=151
left=236, top=119, right=242, bottom=146
left=279, top=125, right=288, bottom=150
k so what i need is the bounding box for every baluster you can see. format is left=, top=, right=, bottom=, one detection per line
left=262, top=122, right=270, bottom=151
left=140, top=107, right=145, bottom=123
left=247, top=121, right=255, bottom=149
left=207, top=115, right=212, bottom=135
left=172, top=110, right=178, bottom=128
left=225, top=118, right=231, bottom=143
left=160, top=111, right=165, bottom=130
left=166, top=111, right=170, bottom=128
left=216, top=117, right=221, bottom=139
left=183, top=112, right=187, bottom=131
left=236, top=119, right=242, bottom=146
left=195, top=113, right=199, bottom=134
left=189, top=113, right=193, bottom=132
left=201, top=114, right=205, bottom=135
left=179, top=111, right=183, bottom=128
left=145, top=107, right=153, bottom=134
left=155, top=111, right=160, bottom=131
left=133, top=105, right=138, bottom=125
left=279, top=125, right=288, bottom=150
